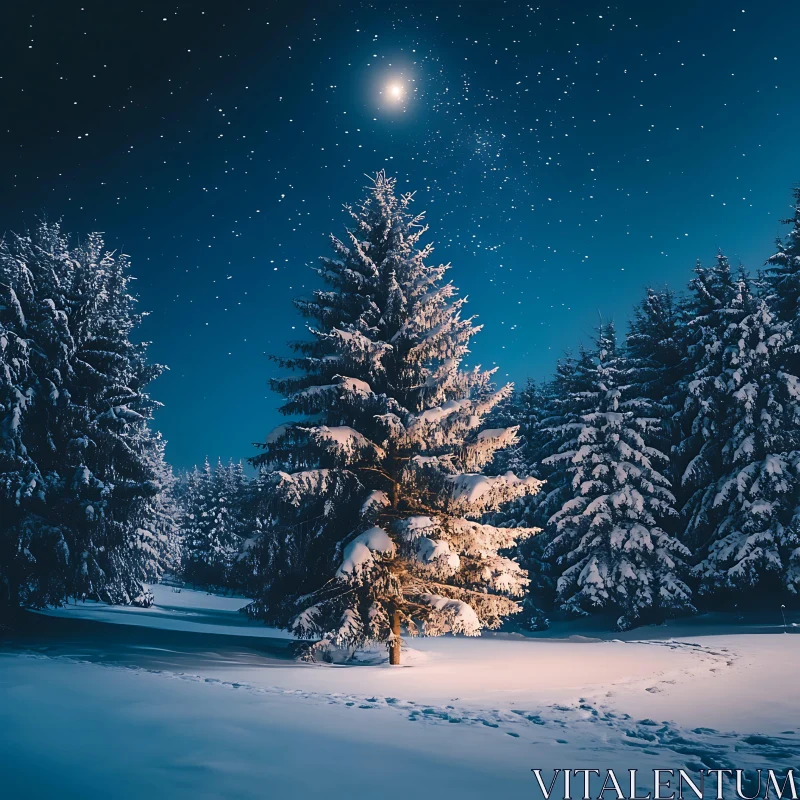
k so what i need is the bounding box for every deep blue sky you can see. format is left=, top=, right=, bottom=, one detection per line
left=2, top=1, right=798, bottom=471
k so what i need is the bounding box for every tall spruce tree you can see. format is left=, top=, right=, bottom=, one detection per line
left=249, top=172, right=540, bottom=662
left=674, top=255, right=740, bottom=545
left=0, top=222, right=168, bottom=610
left=176, top=464, right=206, bottom=583
left=484, top=378, right=557, bottom=629
left=485, top=378, right=548, bottom=477
left=213, top=459, right=254, bottom=590
left=138, top=438, right=182, bottom=580
left=0, top=257, right=39, bottom=608
left=684, top=271, right=800, bottom=599
left=538, top=349, right=599, bottom=522
left=627, top=287, right=684, bottom=415
left=764, top=187, right=800, bottom=352
left=544, top=323, right=693, bottom=629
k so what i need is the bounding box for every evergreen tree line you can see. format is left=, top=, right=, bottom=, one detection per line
left=3, top=179, right=800, bottom=654
left=493, top=189, right=800, bottom=629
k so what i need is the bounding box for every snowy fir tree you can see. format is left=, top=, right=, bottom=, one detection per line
left=673, top=254, right=741, bottom=543
left=543, top=323, right=694, bottom=630
left=249, top=172, right=541, bottom=662
left=219, top=460, right=259, bottom=592
left=627, top=286, right=685, bottom=424
left=484, top=378, right=546, bottom=477
left=484, top=378, right=557, bottom=629
left=673, top=259, right=772, bottom=540
left=535, top=348, right=603, bottom=528
left=137, top=437, right=182, bottom=580
left=179, top=459, right=250, bottom=589
left=180, top=461, right=218, bottom=586
left=764, top=187, right=800, bottom=366
left=0, top=222, right=169, bottom=611
left=680, top=267, right=800, bottom=600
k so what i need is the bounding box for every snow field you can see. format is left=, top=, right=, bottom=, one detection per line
left=2, top=584, right=795, bottom=799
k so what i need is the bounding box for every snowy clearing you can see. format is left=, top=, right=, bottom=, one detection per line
left=1, top=585, right=798, bottom=799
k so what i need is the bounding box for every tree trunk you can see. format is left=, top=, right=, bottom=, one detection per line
left=389, top=607, right=401, bottom=665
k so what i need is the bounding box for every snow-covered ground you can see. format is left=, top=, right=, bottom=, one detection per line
left=1, top=586, right=798, bottom=799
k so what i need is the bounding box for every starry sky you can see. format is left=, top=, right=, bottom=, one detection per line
left=2, top=1, right=799, bottom=471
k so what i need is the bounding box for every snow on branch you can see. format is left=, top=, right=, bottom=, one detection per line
left=300, top=425, right=385, bottom=465
left=416, top=593, right=481, bottom=636
left=446, top=471, right=543, bottom=515
left=337, top=526, right=396, bottom=580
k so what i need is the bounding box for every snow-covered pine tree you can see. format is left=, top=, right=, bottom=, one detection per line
left=0, top=222, right=168, bottom=610
left=544, top=322, right=693, bottom=629
left=764, top=189, right=800, bottom=595
left=626, top=286, right=688, bottom=509
left=685, top=269, right=800, bottom=600
left=764, top=187, right=800, bottom=360
left=66, top=233, right=167, bottom=604
left=518, top=353, right=610, bottom=625
left=249, top=172, right=541, bottom=663
left=215, top=460, right=248, bottom=555
left=485, top=379, right=546, bottom=477
left=216, top=459, right=255, bottom=591
left=673, top=254, right=740, bottom=543
left=482, top=351, right=609, bottom=630
left=136, top=436, right=182, bottom=581
left=627, top=287, right=685, bottom=415
left=175, top=464, right=204, bottom=581
left=180, top=459, right=250, bottom=589
left=526, top=347, right=606, bottom=545
left=484, top=378, right=555, bottom=629
left=0, top=262, right=40, bottom=612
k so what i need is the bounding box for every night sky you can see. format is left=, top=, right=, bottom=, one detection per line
left=2, top=1, right=799, bottom=471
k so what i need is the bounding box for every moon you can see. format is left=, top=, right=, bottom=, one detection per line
left=387, top=83, right=405, bottom=102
